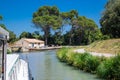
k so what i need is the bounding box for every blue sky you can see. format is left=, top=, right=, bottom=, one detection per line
left=0, top=0, right=107, bottom=36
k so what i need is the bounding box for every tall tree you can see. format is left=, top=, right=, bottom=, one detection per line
left=100, top=0, right=120, bottom=38
left=61, top=10, right=78, bottom=45
left=32, top=6, right=62, bottom=45
left=72, top=16, right=100, bottom=45
left=68, top=10, right=78, bottom=45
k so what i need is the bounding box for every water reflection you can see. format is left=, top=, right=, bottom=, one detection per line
left=20, top=50, right=101, bottom=80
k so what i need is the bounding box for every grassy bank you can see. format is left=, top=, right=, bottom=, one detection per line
left=57, top=47, right=120, bottom=80
left=85, top=39, right=120, bottom=54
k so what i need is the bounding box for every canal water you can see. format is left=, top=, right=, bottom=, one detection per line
left=20, top=50, right=101, bottom=80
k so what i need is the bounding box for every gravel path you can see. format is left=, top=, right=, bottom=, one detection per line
left=74, top=49, right=115, bottom=57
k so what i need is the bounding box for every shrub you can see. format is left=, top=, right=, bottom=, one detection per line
left=102, top=35, right=110, bottom=40
left=97, top=55, right=120, bottom=79
left=73, top=53, right=100, bottom=73
left=57, top=47, right=69, bottom=62
left=83, top=54, right=100, bottom=73
left=66, top=52, right=75, bottom=65
left=78, top=53, right=91, bottom=70
left=72, top=53, right=83, bottom=69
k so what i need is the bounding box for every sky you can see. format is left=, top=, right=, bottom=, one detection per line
left=0, top=0, right=107, bottom=36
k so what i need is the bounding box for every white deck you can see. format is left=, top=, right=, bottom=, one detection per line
left=6, top=54, right=19, bottom=75
left=6, top=54, right=29, bottom=80
left=18, top=59, right=29, bottom=80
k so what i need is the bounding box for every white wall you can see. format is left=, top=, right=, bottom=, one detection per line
left=28, top=43, right=45, bottom=48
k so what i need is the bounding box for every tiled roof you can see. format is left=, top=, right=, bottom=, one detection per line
left=24, top=39, right=44, bottom=43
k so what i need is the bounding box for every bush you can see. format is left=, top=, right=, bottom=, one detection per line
left=66, top=52, right=75, bottom=65
left=97, top=55, right=120, bottom=79
left=57, top=48, right=101, bottom=73
left=72, top=53, right=83, bottom=69
left=83, top=54, right=100, bottom=73
left=73, top=53, right=100, bottom=73
left=57, top=47, right=69, bottom=62
left=102, top=35, right=110, bottom=40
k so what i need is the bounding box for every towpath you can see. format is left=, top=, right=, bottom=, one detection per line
left=74, top=49, right=115, bottom=57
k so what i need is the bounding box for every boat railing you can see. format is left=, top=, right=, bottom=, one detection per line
left=19, top=55, right=33, bottom=80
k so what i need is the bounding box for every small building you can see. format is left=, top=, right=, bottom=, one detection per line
left=13, top=38, right=45, bottom=52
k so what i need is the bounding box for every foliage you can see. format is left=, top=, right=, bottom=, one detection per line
left=61, top=10, right=78, bottom=45
left=83, top=29, right=103, bottom=44
left=19, top=31, right=43, bottom=40
left=57, top=47, right=69, bottom=62
left=59, top=16, right=103, bottom=45
left=68, top=16, right=102, bottom=45
left=97, top=55, right=120, bottom=79
left=101, top=35, right=110, bottom=40
left=100, top=0, right=120, bottom=38
left=76, top=16, right=101, bottom=44
left=32, top=6, right=62, bottom=45
left=0, top=24, right=8, bottom=30
left=62, top=31, right=70, bottom=45
left=52, top=32, right=63, bottom=45
left=8, top=31, right=17, bottom=43
left=19, top=31, right=32, bottom=39
left=31, top=6, right=105, bottom=46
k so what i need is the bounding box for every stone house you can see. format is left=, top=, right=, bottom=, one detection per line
left=14, top=38, right=45, bottom=51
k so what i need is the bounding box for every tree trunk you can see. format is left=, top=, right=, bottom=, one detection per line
left=44, top=31, right=48, bottom=46
left=69, top=26, right=74, bottom=45
left=45, top=36, right=47, bottom=46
